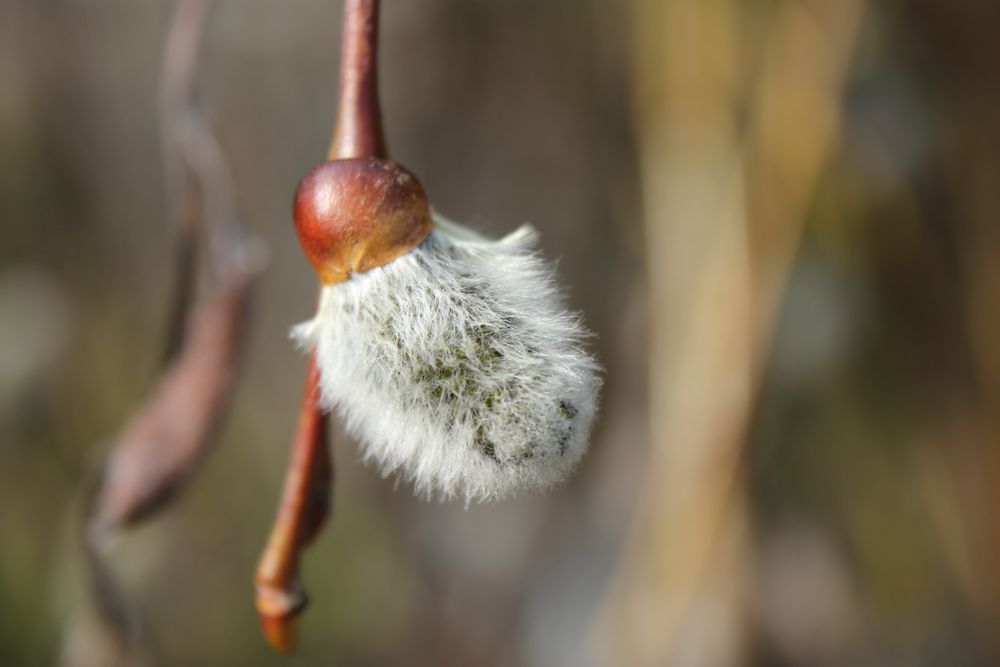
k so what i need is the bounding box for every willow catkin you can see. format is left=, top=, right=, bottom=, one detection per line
left=293, top=214, right=601, bottom=502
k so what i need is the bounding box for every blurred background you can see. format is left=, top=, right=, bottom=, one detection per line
left=1, top=0, right=999, bottom=665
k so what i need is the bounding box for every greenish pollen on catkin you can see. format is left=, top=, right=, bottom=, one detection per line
left=406, top=328, right=586, bottom=465
left=377, top=291, right=585, bottom=467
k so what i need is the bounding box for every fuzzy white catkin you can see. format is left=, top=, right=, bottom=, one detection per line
left=292, top=213, right=601, bottom=502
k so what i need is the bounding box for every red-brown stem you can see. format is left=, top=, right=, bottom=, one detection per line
left=255, top=359, right=331, bottom=653
left=330, top=0, right=386, bottom=160
left=255, top=0, right=385, bottom=653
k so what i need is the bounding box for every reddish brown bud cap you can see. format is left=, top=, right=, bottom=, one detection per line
left=293, top=157, right=433, bottom=284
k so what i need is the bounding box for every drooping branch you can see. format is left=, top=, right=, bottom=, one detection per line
left=158, top=0, right=211, bottom=364
left=91, top=0, right=262, bottom=538
left=64, top=0, right=264, bottom=664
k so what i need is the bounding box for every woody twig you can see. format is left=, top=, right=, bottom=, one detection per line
left=253, top=0, right=385, bottom=653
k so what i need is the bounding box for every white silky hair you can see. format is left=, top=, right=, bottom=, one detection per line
left=293, top=213, right=601, bottom=502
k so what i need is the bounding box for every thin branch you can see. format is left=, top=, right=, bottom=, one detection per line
left=254, top=0, right=385, bottom=653
left=330, top=0, right=386, bottom=160
left=158, top=0, right=211, bottom=364
left=64, top=0, right=264, bottom=663
left=254, top=360, right=332, bottom=653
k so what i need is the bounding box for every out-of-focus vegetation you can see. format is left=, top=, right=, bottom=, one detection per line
left=1, top=1, right=998, bottom=666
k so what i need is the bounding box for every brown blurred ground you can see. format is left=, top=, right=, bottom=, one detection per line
left=0, top=1, right=998, bottom=666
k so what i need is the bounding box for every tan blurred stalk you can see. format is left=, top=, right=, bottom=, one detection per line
left=589, top=1, right=865, bottom=665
